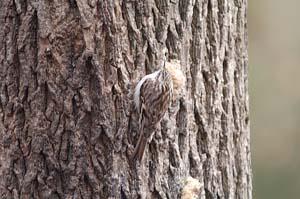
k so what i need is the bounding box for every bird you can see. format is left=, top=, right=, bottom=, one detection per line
left=131, top=59, right=185, bottom=163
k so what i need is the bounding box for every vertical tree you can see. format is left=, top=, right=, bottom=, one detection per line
left=0, top=0, right=251, bottom=198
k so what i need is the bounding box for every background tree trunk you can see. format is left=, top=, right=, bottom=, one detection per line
left=0, top=0, right=251, bottom=198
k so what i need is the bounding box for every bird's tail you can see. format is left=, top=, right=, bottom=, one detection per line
left=130, top=129, right=148, bottom=163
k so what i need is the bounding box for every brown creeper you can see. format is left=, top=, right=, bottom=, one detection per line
left=131, top=60, right=185, bottom=162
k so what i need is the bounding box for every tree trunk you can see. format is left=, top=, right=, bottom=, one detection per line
left=0, top=0, right=251, bottom=198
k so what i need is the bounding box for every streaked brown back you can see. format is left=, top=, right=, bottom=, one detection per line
left=139, top=70, right=172, bottom=130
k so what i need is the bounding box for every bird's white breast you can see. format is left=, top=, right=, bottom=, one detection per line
left=134, top=70, right=160, bottom=111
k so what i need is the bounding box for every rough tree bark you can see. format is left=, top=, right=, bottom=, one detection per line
left=0, top=0, right=251, bottom=198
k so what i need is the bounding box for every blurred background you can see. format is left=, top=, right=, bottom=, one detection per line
left=249, top=0, right=300, bottom=198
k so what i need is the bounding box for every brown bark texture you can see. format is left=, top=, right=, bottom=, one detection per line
left=0, top=0, right=251, bottom=198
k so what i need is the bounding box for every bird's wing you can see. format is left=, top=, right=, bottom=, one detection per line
left=140, top=77, right=171, bottom=127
